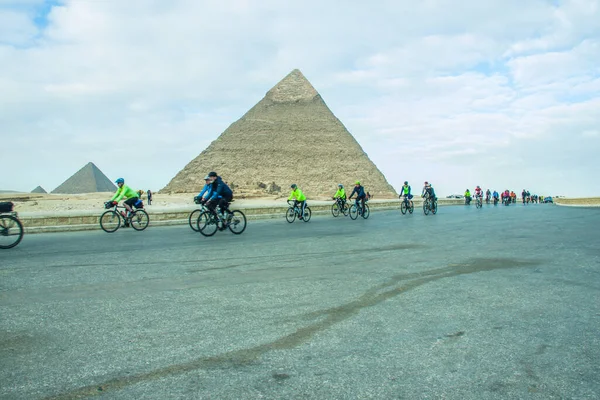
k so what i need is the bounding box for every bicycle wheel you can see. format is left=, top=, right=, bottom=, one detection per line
left=432, top=200, right=438, bottom=215
left=362, top=204, right=370, bottom=219
left=400, top=201, right=407, bottom=215
left=349, top=204, right=358, bottom=220
left=409, top=201, right=414, bottom=214
left=286, top=207, right=296, bottom=223
left=302, top=207, right=311, bottom=222
left=332, top=203, right=340, bottom=217
left=423, top=200, right=430, bottom=215
left=227, top=210, right=247, bottom=235
left=342, top=203, right=349, bottom=216
left=131, top=210, right=149, bottom=231
left=0, top=215, right=24, bottom=249
left=197, top=211, right=218, bottom=237
left=476, top=200, right=482, bottom=209
left=188, top=209, right=203, bottom=231
left=100, top=210, right=121, bottom=233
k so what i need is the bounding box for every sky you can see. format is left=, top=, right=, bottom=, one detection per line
left=1, top=0, right=599, bottom=197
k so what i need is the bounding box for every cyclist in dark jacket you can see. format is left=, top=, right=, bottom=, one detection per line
left=349, top=181, right=367, bottom=211
left=205, top=171, right=233, bottom=217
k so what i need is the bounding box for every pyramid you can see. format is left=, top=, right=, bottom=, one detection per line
left=31, top=186, right=47, bottom=194
left=52, top=162, right=116, bottom=194
left=161, top=69, right=397, bottom=198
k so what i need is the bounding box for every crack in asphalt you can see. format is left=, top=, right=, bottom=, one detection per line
left=43, top=257, right=541, bottom=400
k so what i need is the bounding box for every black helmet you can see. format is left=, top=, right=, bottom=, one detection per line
left=208, top=171, right=217, bottom=178
left=291, top=184, right=297, bottom=189
left=404, top=181, right=408, bottom=185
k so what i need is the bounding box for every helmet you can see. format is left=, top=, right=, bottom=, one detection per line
left=404, top=181, right=408, bottom=185
left=338, top=184, right=343, bottom=188
left=355, top=181, right=361, bottom=185
left=115, top=178, right=124, bottom=184
left=203, top=175, right=210, bottom=180
left=477, top=185, right=480, bottom=188
left=424, top=181, right=428, bottom=185
left=208, top=171, right=217, bottom=178
left=291, top=184, right=297, bottom=189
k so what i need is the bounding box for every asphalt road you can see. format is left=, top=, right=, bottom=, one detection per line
left=1, top=204, right=599, bottom=400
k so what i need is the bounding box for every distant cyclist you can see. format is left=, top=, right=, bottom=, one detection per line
left=109, top=178, right=141, bottom=227
left=333, top=184, right=346, bottom=209
left=205, top=172, right=233, bottom=222
left=348, top=181, right=367, bottom=211
left=492, top=190, right=499, bottom=203
left=194, top=175, right=213, bottom=205
left=400, top=181, right=412, bottom=202
left=289, top=184, right=307, bottom=219
left=422, top=181, right=436, bottom=200
left=474, top=186, right=483, bottom=201
left=485, top=189, right=491, bottom=202
left=464, top=189, right=472, bottom=205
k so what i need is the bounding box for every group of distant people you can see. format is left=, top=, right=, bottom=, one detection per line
left=462, top=187, right=544, bottom=205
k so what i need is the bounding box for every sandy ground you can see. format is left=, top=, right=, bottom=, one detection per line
left=554, top=197, right=600, bottom=206
left=0, top=192, right=348, bottom=213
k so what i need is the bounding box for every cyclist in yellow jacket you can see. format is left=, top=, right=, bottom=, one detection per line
left=289, top=184, right=307, bottom=220
left=333, top=184, right=346, bottom=209
left=110, top=178, right=141, bottom=217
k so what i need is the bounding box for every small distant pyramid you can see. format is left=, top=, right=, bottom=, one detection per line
left=31, top=186, right=47, bottom=194
left=52, top=162, right=116, bottom=194
left=162, top=69, right=397, bottom=197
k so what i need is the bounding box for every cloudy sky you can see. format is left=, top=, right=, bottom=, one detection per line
left=1, top=0, right=599, bottom=196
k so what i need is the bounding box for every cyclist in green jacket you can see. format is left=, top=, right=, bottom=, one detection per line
left=289, top=184, right=307, bottom=219
left=333, top=184, right=346, bottom=209
left=400, top=181, right=412, bottom=201
left=110, top=178, right=140, bottom=220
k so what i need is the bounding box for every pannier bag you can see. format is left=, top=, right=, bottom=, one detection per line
left=134, top=199, right=144, bottom=209
left=0, top=202, right=14, bottom=213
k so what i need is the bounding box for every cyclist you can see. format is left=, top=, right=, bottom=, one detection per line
left=399, top=181, right=412, bottom=202
left=205, top=172, right=233, bottom=224
left=503, top=189, right=511, bottom=204
left=194, top=176, right=213, bottom=205
left=109, top=178, right=141, bottom=227
left=485, top=189, right=491, bottom=203
left=333, top=184, right=346, bottom=209
left=348, top=181, right=367, bottom=212
left=289, top=184, right=307, bottom=219
left=474, top=186, right=483, bottom=203
left=422, top=182, right=436, bottom=203
left=464, top=188, right=472, bottom=205
left=492, top=190, right=499, bottom=204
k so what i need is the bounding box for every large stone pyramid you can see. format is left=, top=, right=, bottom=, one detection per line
left=52, top=162, right=116, bottom=194
left=162, top=69, right=397, bottom=198
left=31, top=186, right=47, bottom=194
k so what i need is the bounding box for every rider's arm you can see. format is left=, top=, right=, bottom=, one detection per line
left=112, top=187, right=125, bottom=202
left=288, top=191, right=296, bottom=201
left=348, top=187, right=356, bottom=199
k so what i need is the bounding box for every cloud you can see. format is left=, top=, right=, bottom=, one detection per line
left=0, top=0, right=599, bottom=196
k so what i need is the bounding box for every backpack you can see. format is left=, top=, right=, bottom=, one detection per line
left=0, top=202, right=14, bottom=213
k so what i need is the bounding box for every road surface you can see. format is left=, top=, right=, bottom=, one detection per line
left=1, top=204, right=599, bottom=399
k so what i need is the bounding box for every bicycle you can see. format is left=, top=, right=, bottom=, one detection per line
left=331, top=198, right=349, bottom=217
left=475, top=196, right=483, bottom=209
left=189, top=197, right=208, bottom=232
left=349, top=198, right=370, bottom=220
left=196, top=205, right=247, bottom=237
left=100, top=201, right=149, bottom=233
left=0, top=202, right=23, bottom=249
left=422, top=195, right=438, bottom=215
left=286, top=200, right=312, bottom=223
left=400, top=195, right=414, bottom=215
